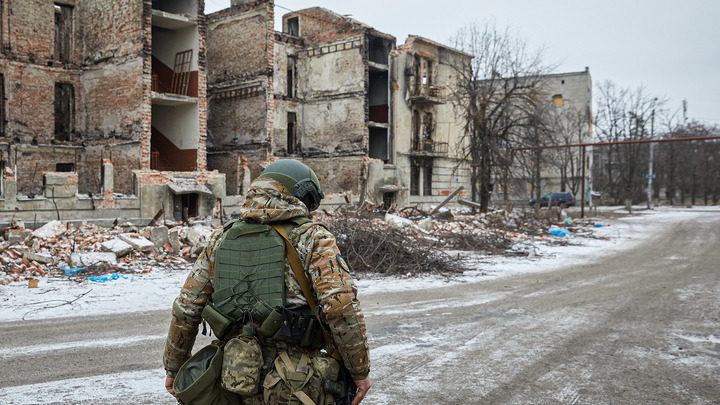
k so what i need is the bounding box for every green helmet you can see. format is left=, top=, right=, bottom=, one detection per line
left=259, top=159, right=325, bottom=211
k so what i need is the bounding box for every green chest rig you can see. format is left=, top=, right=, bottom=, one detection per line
left=202, top=216, right=313, bottom=338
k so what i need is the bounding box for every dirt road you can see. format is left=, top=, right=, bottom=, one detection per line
left=1, top=210, right=718, bottom=404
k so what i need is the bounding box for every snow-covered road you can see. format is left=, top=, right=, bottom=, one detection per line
left=1, top=207, right=718, bottom=404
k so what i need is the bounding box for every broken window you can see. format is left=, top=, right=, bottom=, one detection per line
left=54, top=3, right=73, bottom=64
left=411, top=158, right=433, bottom=196
left=286, top=56, right=296, bottom=98
left=54, top=83, right=74, bottom=142
left=287, top=112, right=299, bottom=155
left=286, top=17, right=299, bottom=36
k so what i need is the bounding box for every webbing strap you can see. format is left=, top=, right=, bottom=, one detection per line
left=293, top=390, right=316, bottom=405
left=271, top=224, right=342, bottom=361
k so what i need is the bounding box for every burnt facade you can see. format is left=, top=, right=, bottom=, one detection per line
left=0, top=0, right=225, bottom=225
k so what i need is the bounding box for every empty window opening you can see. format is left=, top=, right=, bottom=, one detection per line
left=56, top=163, right=75, bottom=172
left=287, top=112, right=299, bottom=155
left=382, top=192, right=394, bottom=211
left=174, top=193, right=198, bottom=222
left=412, top=110, right=421, bottom=150
left=552, top=94, right=564, bottom=106
left=423, top=165, right=433, bottom=196
left=0, top=160, right=4, bottom=196
left=369, top=127, right=388, bottom=162
left=0, top=74, right=4, bottom=138
left=286, top=17, right=299, bottom=36
left=368, top=36, right=391, bottom=65
left=54, top=83, right=74, bottom=142
left=286, top=56, right=296, bottom=98
left=54, top=4, right=73, bottom=64
left=410, top=164, right=420, bottom=196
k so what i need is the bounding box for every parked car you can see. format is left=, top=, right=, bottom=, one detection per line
left=529, top=192, right=576, bottom=207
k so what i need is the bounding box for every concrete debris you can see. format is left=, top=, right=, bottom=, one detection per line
left=0, top=220, right=218, bottom=285
left=70, top=252, right=118, bottom=267
left=119, top=233, right=154, bottom=252
left=101, top=238, right=133, bottom=257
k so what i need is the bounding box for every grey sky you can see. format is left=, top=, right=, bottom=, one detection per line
left=205, top=0, right=720, bottom=126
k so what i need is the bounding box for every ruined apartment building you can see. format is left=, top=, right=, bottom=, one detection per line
left=0, top=0, right=225, bottom=226
left=506, top=68, right=593, bottom=202
left=390, top=36, right=472, bottom=208
left=207, top=1, right=473, bottom=210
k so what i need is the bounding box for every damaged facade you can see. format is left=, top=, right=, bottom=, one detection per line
left=504, top=69, right=593, bottom=202
left=207, top=1, right=473, bottom=212
left=0, top=0, right=224, bottom=226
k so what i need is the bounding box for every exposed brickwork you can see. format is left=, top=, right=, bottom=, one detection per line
left=0, top=0, right=222, bottom=222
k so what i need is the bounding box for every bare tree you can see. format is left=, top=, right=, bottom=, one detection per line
left=594, top=81, right=662, bottom=204
left=449, top=22, right=552, bottom=211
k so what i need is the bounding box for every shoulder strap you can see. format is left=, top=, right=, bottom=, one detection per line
left=271, top=223, right=341, bottom=361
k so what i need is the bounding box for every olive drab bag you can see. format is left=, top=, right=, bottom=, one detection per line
left=173, top=343, right=242, bottom=405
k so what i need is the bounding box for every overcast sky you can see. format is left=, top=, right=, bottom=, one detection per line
left=205, top=0, right=720, bottom=126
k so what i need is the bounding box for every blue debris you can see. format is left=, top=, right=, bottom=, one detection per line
left=594, top=223, right=604, bottom=227
left=549, top=228, right=571, bottom=237
left=87, top=273, right=123, bottom=283
left=62, top=267, right=87, bottom=276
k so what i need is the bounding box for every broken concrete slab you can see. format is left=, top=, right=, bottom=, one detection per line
left=31, top=220, right=68, bottom=239
left=70, top=252, right=118, bottom=267
left=101, top=238, right=133, bottom=257
left=22, top=251, right=53, bottom=264
left=119, top=233, right=154, bottom=252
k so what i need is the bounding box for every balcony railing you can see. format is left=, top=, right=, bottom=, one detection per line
left=409, top=85, right=446, bottom=104
left=411, top=139, right=448, bottom=155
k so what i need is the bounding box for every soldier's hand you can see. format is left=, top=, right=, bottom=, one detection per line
left=165, top=377, right=176, bottom=397
left=351, top=376, right=372, bottom=405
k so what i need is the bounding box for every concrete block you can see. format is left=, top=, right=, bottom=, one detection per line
left=169, top=228, right=182, bottom=252
left=101, top=238, right=133, bottom=257
left=70, top=252, right=117, bottom=267
left=148, top=226, right=169, bottom=247
left=186, top=225, right=212, bottom=248
left=119, top=233, right=154, bottom=252
left=7, top=229, right=32, bottom=244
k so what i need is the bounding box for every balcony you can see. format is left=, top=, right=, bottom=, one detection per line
left=410, top=139, right=448, bottom=157
left=408, top=85, right=446, bottom=105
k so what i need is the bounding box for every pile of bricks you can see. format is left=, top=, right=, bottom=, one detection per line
left=0, top=220, right=219, bottom=285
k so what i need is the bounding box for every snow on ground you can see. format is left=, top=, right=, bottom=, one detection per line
left=1, top=206, right=716, bottom=322
left=0, top=206, right=717, bottom=404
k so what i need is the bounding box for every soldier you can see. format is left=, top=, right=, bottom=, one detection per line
left=163, top=159, right=371, bottom=405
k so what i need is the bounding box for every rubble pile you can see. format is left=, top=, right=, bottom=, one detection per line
left=320, top=206, right=595, bottom=275
left=0, top=220, right=219, bottom=285
left=0, top=206, right=598, bottom=283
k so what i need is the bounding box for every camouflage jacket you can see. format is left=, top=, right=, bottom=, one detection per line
left=163, top=178, right=370, bottom=380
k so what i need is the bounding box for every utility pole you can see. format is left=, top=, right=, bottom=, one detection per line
left=646, top=103, right=656, bottom=209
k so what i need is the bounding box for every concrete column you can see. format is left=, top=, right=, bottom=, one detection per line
left=102, top=159, right=114, bottom=194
